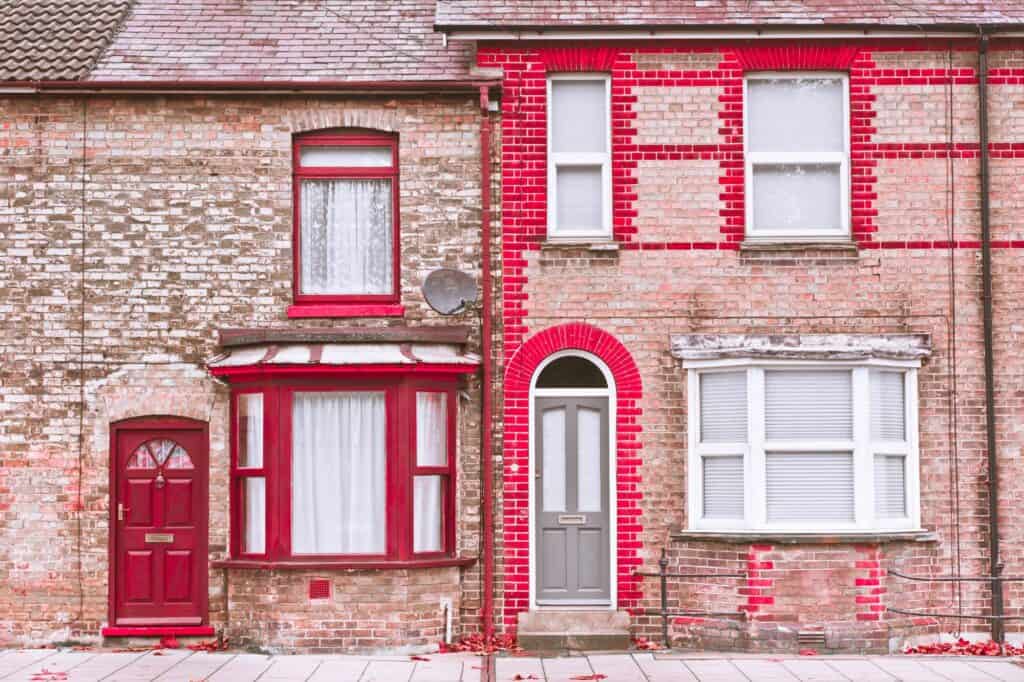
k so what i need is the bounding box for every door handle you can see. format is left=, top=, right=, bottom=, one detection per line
left=117, top=503, right=129, bottom=521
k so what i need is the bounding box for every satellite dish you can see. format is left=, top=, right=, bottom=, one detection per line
left=422, top=268, right=478, bottom=315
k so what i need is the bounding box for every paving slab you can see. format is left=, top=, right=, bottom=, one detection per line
left=3, top=651, right=96, bottom=682
left=360, top=659, right=416, bottom=682
left=733, top=658, right=802, bottom=681
left=964, top=660, right=1024, bottom=682
left=634, top=653, right=699, bottom=681
left=203, top=652, right=273, bottom=682
left=682, top=659, right=751, bottom=682
left=305, top=657, right=369, bottom=682
left=153, top=651, right=236, bottom=681
left=0, top=650, right=60, bottom=679
left=780, top=659, right=852, bottom=682
left=540, top=655, right=592, bottom=682
left=585, top=653, right=646, bottom=682
left=494, top=656, right=545, bottom=682
left=409, top=654, right=481, bottom=682
left=868, top=656, right=956, bottom=681
left=100, top=650, right=194, bottom=682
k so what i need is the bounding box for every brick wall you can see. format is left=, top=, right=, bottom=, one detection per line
left=482, top=39, right=1024, bottom=652
left=0, top=93, right=490, bottom=650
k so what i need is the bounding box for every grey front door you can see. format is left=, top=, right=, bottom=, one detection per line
left=535, top=396, right=611, bottom=604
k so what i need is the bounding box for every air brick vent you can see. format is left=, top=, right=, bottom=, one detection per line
left=308, top=578, right=331, bottom=600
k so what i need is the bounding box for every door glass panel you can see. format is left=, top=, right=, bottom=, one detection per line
left=577, top=406, right=602, bottom=512
left=542, top=406, right=567, bottom=512
left=127, top=446, right=157, bottom=469
left=165, top=445, right=193, bottom=469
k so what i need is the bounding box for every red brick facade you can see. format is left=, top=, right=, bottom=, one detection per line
left=482, top=38, right=1024, bottom=652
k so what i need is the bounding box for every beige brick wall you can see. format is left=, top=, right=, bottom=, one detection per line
left=0, top=93, right=489, bottom=649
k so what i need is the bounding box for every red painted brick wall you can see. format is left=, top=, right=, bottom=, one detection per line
left=482, top=38, right=1024, bottom=652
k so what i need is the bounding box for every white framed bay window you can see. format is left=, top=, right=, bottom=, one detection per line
left=687, top=361, right=921, bottom=533
left=547, top=73, right=612, bottom=240
left=744, top=72, right=850, bottom=240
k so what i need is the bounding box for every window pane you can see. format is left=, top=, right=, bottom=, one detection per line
left=292, top=392, right=386, bottom=554
left=300, top=145, right=392, bottom=167
left=752, top=164, right=841, bottom=233
left=871, top=371, right=906, bottom=441
left=416, top=393, right=448, bottom=467
left=536, top=356, right=607, bottom=388
left=542, top=406, right=566, bottom=512
left=237, top=393, right=263, bottom=468
left=242, top=477, right=266, bottom=554
left=748, top=77, right=844, bottom=153
left=700, top=372, right=747, bottom=443
left=577, top=406, right=602, bottom=513
left=875, top=454, right=907, bottom=518
left=702, top=455, right=744, bottom=519
left=766, top=452, right=854, bottom=523
left=765, top=370, right=852, bottom=440
left=300, top=178, right=393, bottom=295
left=414, top=475, right=443, bottom=553
left=551, top=79, right=607, bottom=153
left=556, top=165, right=603, bottom=233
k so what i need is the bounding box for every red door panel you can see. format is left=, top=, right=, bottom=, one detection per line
left=111, top=420, right=208, bottom=627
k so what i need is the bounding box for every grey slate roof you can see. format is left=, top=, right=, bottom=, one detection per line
left=0, top=0, right=135, bottom=80
left=435, top=0, right=1024, bottom=29
left=88, top=0, right=474, bottom=82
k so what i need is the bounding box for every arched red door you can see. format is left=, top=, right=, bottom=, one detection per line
left=109, top=418, right=208, bottom=627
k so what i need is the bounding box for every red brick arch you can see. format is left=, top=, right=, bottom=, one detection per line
left=501, top=322, right=644, bottom=630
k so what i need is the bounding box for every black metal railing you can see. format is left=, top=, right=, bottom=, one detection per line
left=632, top=548, right=747, bottom=647
left=887, top=567, right=1024, bottom=633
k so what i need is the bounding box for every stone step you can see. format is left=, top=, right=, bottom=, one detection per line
left=517, top=610, right=631, bottom=652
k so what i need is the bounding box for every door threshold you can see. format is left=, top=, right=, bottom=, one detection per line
left=101, top=625, right=215, bottom=637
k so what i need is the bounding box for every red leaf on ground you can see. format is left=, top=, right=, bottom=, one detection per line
left=570, top=675, right=608, bottom=680
left=904, top=638, right=1023, bottom=656
left=158, top=635, right=180, bottom=649
left=410, top=655, right=431, bottom=661
left=512, top=675, right=539, bottom=681
left=799, top=648, right=818, bottom=656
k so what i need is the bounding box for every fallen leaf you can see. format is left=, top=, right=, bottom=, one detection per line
left=512, top=675, right=539, bottom=681
left=570, top=675, right=608, bottom=680
left=410, top=655, right=431, bottom=661
left=799, top=648, right=818, bottom=656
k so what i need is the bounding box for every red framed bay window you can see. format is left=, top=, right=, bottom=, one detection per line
left=291, top=130, right=401, bottom=314
left=228, top=374, right=458, bottom=565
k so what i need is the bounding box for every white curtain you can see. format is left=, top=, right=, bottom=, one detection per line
left=243, top=478, right=266, bottom=554
left=414, top=476, right=442, bottom=553
left=300, top=179, right=393, bottom=295
left=239, top=393, right=263, bottom=468
left=292, top=392, right=386, bottom=554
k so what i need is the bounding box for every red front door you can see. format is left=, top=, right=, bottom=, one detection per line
left=111, top=419, right=208, bottom=627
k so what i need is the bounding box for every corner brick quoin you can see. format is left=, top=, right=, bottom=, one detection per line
left=501, top=322, right=644, bottom=630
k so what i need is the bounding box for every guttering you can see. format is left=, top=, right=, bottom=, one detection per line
left=437, top=24, right=1024, bottom=41
left=0, top=79, right=500, bottom=96
left=478, top=85, right=496, bottom=642
left=976, top=30, right=1005, bottom=643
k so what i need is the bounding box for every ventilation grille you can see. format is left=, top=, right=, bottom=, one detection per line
left=308, top=578, right=331, bottom=600
left=798, top=630, right=827, bottom=649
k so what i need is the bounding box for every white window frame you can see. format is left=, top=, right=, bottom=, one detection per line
left=743, top=71, right=851, bottom=241
left=547, top=73, right=613, bottom=241
left=686, top=359, right=921, bottom=533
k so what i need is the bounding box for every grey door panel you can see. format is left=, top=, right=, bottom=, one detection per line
left=535, top=396, right=610, bottom=603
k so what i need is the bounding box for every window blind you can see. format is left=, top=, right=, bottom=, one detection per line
left=700, top=371, right=747, bottom=443
left=874, top=454, right=906, bottom=518
left=765, top=370, right=852, bottom=440
left=551, top=79, right=607, bottom=154
left=871, top=371, right=906, bottom=441
left=766, top=452, right=854, bottom=523
left=702, top=455, right=744, bottom=519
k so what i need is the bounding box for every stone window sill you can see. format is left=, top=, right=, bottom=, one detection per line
left=670, top=529, right=937, bottom=545
left=540, top=239, right=619, bottom=252
left=739, top=240, right=859, bottom=254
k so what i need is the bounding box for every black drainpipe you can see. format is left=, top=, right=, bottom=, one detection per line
left=977, top=30, right=1004, bottom=643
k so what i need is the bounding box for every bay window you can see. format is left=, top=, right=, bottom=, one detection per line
left=745, top=73, right=850, bottom=240
left=292, top=130, right=399, bottom=304
left=547, top=74, right=611, bottom=240
left=688, top=362, right=920, bottom=533
left=229, top=377, right=456, bottom=563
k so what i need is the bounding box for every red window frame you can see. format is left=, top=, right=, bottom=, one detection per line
left=228, top=374, right=457, bottom=565
left=292, top=130, right=401, bottom=307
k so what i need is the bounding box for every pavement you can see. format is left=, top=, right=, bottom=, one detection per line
left=2, top=648, right=1024, bottom=682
